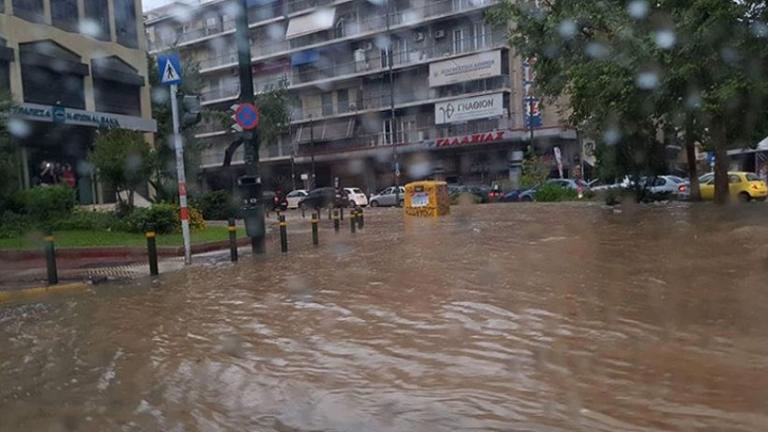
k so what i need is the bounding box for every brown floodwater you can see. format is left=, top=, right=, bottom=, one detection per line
left=2, top=202, right=768, bottom=431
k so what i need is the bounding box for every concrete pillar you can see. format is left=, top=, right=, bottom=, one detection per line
left=508, top=149, right=524, bottom=190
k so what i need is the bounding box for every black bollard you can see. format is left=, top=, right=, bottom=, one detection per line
left=350, top=210, right=356, bottom=234
left=328, top=206, right=332, bottom=220
left=279, top=215, right=288, bottom=253
left=357, top=207, right=364, bottom=229
left=340, top=206, right=344, bottom=221
left=311, top=212, right=319, bottom=246
left=44, top=231, right=58, bottom=285
left=228, top=218, right=238, bottom=262
left=301, top=206, right=305, bottom=218
left=145, top=228, right=159, bottom=276
left=333, top=209, right=340, bottom=232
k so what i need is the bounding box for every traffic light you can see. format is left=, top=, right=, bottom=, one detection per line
left=178, top=94, right=202, bottom=128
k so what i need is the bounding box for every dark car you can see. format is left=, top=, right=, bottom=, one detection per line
left=500, top=188, right=536, bottom=202
left=448, top=185, right=491, bottom=203
left=298, top=187, right=344, bottom=210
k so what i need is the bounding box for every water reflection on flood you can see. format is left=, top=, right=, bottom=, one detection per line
left=2, top=203, right=768, bottom=431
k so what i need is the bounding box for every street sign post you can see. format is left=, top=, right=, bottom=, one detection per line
left=234, top=103, right=259, bottom=130
left=158, top=53, right=191, bottom=265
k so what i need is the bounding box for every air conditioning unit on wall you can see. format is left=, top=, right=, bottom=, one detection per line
left=362, top=41, right=374, bottom=51
left=415, top=32, right=425, bottom=42
left=434, top=30, right=446, bottom=39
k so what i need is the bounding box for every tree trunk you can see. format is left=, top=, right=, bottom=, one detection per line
left=712, top=121, right=729, bottom=205
left=684, top=114, right=701, bottom=201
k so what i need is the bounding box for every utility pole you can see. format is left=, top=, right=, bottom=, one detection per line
left=309, top=115, right=316, bottom=189
left=235, top=0, right=265, bottom=254
left=386, top=0, right=400, bottom=206
left=527, top=96, right=535, bottom=154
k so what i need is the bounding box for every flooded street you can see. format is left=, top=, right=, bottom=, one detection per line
left=2, top=203, right=768, bottom=431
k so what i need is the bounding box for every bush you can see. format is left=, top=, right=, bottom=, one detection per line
left=192, top=190, right=236, bottom=220
left=110, top=203, right=205, bottom=234
left=50, top=209, right=117, bottom=231
left=450, top=192, right=483, bottom=205
left=0, top=211, right=30, bottom=239
left=534, top=183, right=578, bottom=202
left=15, top=185, right=76, bottom=226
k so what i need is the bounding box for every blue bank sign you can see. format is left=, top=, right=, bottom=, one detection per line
left=11, top=103, right=157, bottom=132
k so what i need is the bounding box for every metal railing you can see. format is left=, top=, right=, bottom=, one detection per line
left=154, top=0, right=498, bottom=57
left=200, top=32, right=505, bottom=102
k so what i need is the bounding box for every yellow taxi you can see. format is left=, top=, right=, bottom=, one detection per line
left=699, top=172, right=768, bottom=201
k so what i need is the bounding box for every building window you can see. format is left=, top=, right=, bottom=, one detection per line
left=13, top=0, right=44, bottom=23
left=453, top=28, right=465, bottom=54
left=51, top=0, right=80, bottom=32
left=0, top=61, right=10, bottom=93
left=84, top=0, right=111, bottom=41
left=22, top=65, right=85, bottom=109
left=94, top=80, right=141, bottom=115
left=321, top=92, right=333, bottom=116
left=20, top=42, right=87, bottom=109
left=337, top=89, right=349, bottom=113
left=114, top=0, right=139, bottom=48
left=473, top=22, right=488, bottom=50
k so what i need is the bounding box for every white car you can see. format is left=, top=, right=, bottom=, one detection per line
left=343, top=187, right=368, bottom=207
left=369, top=186, right=406, bottom=207
left=286, top=189, right=308, bottom=209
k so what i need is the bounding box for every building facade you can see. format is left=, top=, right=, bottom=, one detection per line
left=1, top=0, right=155, bottom=203
left=145, top=0, right=578, bottom=194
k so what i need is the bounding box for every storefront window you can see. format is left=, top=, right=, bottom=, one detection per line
left=114, top=0, right=139, bottom=48
left=51, top=0, right=80, bottom=32
left=84, top=0, right=111, bottom=41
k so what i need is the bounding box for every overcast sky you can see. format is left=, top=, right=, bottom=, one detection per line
left=143, top=0, right=174, bottom=12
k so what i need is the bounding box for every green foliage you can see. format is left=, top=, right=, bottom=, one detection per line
left=192, top=190, right=237, bottom=220
left=488, top=0, right=768, bottom=203
left=534, top=184, right=578, bottom=202
left=118, top=203, right=179, bottom=234
left=520, top=153, right=550, bottom=188
left=89, top=129, right=152, bottom=209
left=15, top=185, right=76, bottom=226
left=0, top=91, right=19, bottom=210
left=147, top=54, right=207, bottom=203
left=256, top=86, right=295, bottom=150
left=0, top=211, right=30, bottom=239
left=49, top=209, right=118, bottom=231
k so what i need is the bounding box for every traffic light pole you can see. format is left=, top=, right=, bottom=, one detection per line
left=235, top=0, right=265, bottom=254
left=170, top=83, right=192, bottom=265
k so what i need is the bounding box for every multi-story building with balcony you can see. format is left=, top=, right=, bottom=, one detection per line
left=1, top=0, right=155, bottom=204
left=145, top=0, right=578, bottom=193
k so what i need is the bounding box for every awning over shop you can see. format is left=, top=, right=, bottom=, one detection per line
left=285, top=8, right=336, bottom=40
left=295, top=118, right=353, bottom=143
left=92, top=56, right=145, bottom=86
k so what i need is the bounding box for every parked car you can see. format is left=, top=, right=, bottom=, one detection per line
left=500, top=188, right=535, bottom=202
left=343, top=187, right=369, bottom=207
left=448, top=185, right=491, bottom=203
left=547, top=178, right=590, bottom=192
left=286, top=189, right=308, bottom=209
left=298, top=187, right=340, bottom=210
left=700, top=171, right=768, bottom=201
left=369, top=186, right=405, bottom=207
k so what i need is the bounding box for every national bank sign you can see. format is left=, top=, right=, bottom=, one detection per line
left=11, top=103, right=157, bottom=133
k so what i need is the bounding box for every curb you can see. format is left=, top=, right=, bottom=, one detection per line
left=0, top=282, right=90, bottom=304
left=0, top=237, right=253, bottom=261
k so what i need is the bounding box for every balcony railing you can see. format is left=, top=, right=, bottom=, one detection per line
left=158, top=0, right=499, bottom=59
left=200, top=33, right=505, bottom=102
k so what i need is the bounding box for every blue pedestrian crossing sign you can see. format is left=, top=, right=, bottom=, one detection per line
left=158, top=54, right=183, bottom=85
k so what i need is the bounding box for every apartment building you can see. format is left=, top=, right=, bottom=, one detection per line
left=145, top=0, right=578, bottom=193
left=1, top=0, right=155, bottom=203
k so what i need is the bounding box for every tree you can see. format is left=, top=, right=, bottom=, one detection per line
left=147, top=53, right=210, bottom=202
left=0, top=91, right=19, bottom=209
left=89, top=129, right=152, bottom=211
left=488, top=0, right=768, bottom=204
left=255, top=84, right=294, bottom=149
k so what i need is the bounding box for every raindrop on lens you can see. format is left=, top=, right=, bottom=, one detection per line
left=558, top=20, right=577, bottom=39
left=654, top=30, right=676, bottom=49
left=603, top=128, right=621, bottom=145
left=636, top=71, right=659, bottom=89
left=627, top=0, right=649, bottom=19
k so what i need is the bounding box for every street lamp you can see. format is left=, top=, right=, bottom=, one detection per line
left=386, top=0, right=400, bottom=205
left=309, top=115, right=316, bottom=189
